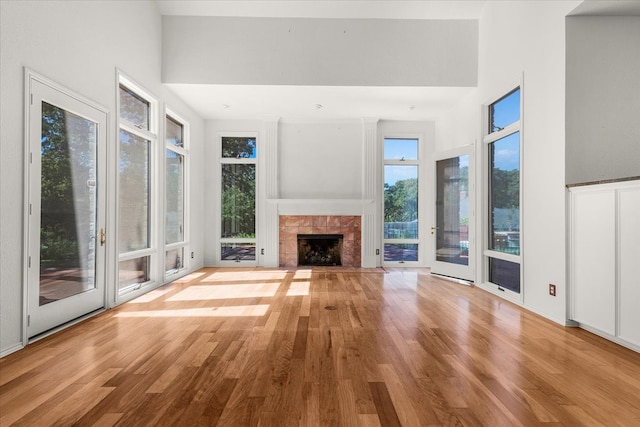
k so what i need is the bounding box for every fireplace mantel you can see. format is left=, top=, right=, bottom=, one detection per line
left=267, top=198, right=374, bottom=216
left=263, top=198, right=377, bottom=268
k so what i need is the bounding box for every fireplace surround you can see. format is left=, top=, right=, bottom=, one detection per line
left=279, top=215, right=361, bottom=268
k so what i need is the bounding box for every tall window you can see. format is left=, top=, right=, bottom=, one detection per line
left=383, top=138, right=420, bottom=264
left=220, top=136, right=257, bottom=262
left=165, top=112, right=188, bottom=276
left=117, top=77, right=156, bottom=292
left=485, top=88, right=521, bottom=293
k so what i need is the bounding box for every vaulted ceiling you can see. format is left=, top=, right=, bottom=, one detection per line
left=157, top=1, right=486, bottom=121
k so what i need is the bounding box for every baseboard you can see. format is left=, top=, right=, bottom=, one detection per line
left=0, top=342, right=25, bottom=359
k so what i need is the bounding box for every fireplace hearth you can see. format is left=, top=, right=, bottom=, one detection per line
left=297, top=234, right=343, bottom=266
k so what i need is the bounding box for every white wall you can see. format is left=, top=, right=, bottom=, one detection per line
left=280, top=121, right=363, bottom=199
left=436, top=1, right=581, bottom=324
left=0, top=0, right=205, bottom=355
left=566, top=16, right=640, bottom=185
left=203, top=118, right=435, bottom=267
left=162, top=16, right=478, bottom=87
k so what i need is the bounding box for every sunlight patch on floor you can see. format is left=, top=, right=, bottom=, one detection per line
left=172, top=271, right=207, bottom=283
left=167, top=283, right=281, bottom=301
left=201, top=270, right=288, bottom=282
left=286, top=281, right=310, bottom=296
left=127, top=287, right=174, bottom=304
left=115, top=304, right=270, bottom=318
left=293, top=269, right=312, bottom=279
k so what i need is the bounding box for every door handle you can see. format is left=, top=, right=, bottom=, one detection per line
left=99, top=228, right=106, bottom=246
left=430, top=226, right=438, bottom=235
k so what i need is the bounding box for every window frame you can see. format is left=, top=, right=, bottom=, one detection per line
left=482, top=84, right=523, bottom=301
left=216, top=132, right=258, bottom=266
left=381, top=135, right=424, bottom=266
left=164, top=108, right=189, bottom=278
left=116, top=73, right=159, bottom=295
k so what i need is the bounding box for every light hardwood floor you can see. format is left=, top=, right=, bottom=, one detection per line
left=1, top=267, right=640, bottom=426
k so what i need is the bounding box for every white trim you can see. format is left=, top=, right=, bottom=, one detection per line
left=119, top=121, right=156, bottom=142
left=116, top=72, right=159, bottom=298
left=118, top=248, right=156, bottom=262
left=431, top=145, right=475, bottom=281
left=23, top=68, right=109, bottom=338
left=118, top=72, right=158, bottom=132
left=481, top=77, right=524, bottom=302
left=215, top=132, right=260, bottom=266
left=568, top=179, right=640, bottom=351
left=163, top=106, right=190, bottom=277
left=483, top=122, right=520, bottom=144
left=381, top=134, right=425, bottom=267
left=361, top=118, right=379, bottom=267
left=0, top=343, right=25, bottom=358
left=483, top=249, right=520, bottom=264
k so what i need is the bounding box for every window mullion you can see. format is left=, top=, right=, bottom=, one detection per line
left=484, top=122, right=520, bottom=144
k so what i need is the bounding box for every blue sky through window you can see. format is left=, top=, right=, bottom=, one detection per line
left=492, top=132, right=520, bottom=171
left=490, top=88, right=520, bottom=132
left=384, top=138, right=418, bottom=160
left=384, top=138, right=418, bottom=185
left=385, top=165, right=417, bottom=186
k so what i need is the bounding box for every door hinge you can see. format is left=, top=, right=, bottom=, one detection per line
left=27, top=315, right=31, bottom=327
left=30, top=94, right=33, bottom=105
left=28, top=256, right=31, bottom=268
left=29, top=204, right=32, bottom=215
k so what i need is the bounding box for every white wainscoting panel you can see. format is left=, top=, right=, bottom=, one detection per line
left=618, top=186, right=640, bottom=347
left=571, top=189, right=617, bottom=336
left=569, top=179, right=640, bottom=351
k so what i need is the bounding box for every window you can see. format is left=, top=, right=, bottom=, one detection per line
left=220, top=136, right=257, bottom=262
left=485, top=88, right=521, bottom=294
left=383, top=137, right=420, bottom=264
left=117, top=76, right=157, bottom=292
left=165, top=112, right=188, bottom=276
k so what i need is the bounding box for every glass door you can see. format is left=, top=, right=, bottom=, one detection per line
left=27, top=74, right=107, bottom=338
left=431, top=147, right=474, bottom=281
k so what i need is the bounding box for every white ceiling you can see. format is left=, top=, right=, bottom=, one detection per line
left=157, top=1, right=485, bottom=121
left=165, top=84, right=476, bottom=121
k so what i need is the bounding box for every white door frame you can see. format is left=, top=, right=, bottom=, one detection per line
left=24, top=69, right=108, bottom=340
left=431, top=145, right=475, bottom=281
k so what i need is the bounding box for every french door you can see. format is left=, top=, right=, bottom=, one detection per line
left=26, top=72, right=107, bottom=338
left=431, top=147, right=474, bottom=281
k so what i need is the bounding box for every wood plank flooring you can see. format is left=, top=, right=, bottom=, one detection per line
left=2, top=267, right=640, bottom=426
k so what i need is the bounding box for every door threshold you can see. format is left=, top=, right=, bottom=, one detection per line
left=28, top=307, right=106, bottom=344
left=430, top=272, right=474, bottom=286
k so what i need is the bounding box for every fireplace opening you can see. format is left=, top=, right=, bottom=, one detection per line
left=297, top=234, right=343, bottom=266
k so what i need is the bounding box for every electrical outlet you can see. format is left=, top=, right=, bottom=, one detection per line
left=376, top=249, right=380, bottom=255
left=549, top=284, right=556, bottom=296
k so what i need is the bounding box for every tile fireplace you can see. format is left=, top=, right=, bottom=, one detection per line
left=279, top=215, right=361, bottom=268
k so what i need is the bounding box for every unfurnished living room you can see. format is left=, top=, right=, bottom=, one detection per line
left=1, top=0, right=639, bottom=425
